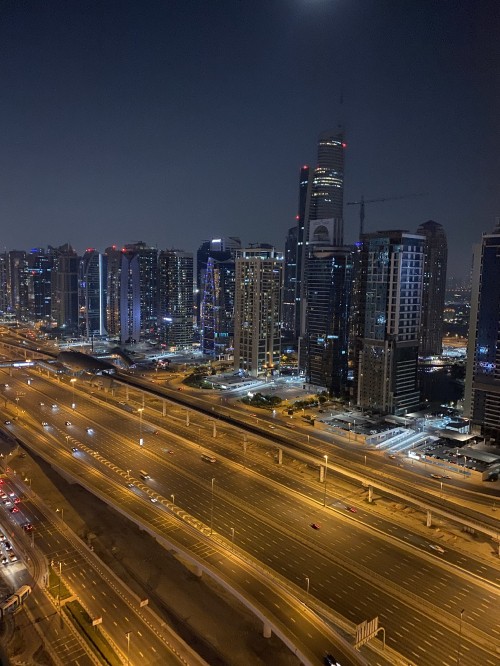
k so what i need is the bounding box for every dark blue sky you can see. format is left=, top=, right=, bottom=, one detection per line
left=0, top=0, right=498, bottom=278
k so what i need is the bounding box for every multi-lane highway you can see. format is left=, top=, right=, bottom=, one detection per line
left=1, top=360, right=500, bottom=665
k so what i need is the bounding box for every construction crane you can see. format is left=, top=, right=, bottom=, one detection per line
left=346, top=192, right=426, bottom=237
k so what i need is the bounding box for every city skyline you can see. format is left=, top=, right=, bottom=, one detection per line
left=0, top=1, right=497, bottom=279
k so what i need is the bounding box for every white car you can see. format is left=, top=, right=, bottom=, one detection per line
left=429, top=544, right=445, bottom=554
left=150, top=497, right=158, bottom=503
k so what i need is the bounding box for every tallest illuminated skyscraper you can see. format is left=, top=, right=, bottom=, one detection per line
left=294, top=130, right=349, bottom=395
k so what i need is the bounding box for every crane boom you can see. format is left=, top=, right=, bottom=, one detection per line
left=346, top=193, right=426, bottom=236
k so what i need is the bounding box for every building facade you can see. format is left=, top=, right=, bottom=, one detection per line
left=416, top=220, right=448, bottom=356
left=234, top=247, right=283, bottom=377
left=79, top=249, right=106, bottom=338
left=356, top=231, right=425, bottom=415
left=158, top=250, right=194, bottom=349
left=464, top=222, right=500, bottom=443
left=305, top=246, right=353, bottom=396
left=51, top=244, right=80, bottom=333
left=198, top=238, right=240, bottom=357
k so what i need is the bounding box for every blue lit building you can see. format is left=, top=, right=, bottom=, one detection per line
left=464, top=221, right=500, bottom=442
left=79, top=249, right=106, bottom=338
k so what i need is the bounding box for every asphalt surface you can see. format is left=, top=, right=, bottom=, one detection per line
left=1, top=364, right=500, bottom=666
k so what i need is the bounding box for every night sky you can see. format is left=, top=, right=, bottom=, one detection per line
left=0, top=0, right=498, bottom=278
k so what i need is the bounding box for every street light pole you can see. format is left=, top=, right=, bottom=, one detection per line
left=305, top=576, right=310, bottom=597
left=230, top=527, right=235, bottom=551
left=138, top=408, right=144, bottom=446
left=70, top=377, right=76, bottom=409
left=171, top=493, right=175, bottom=507
left=56, top=508, right=64, bottom=523
left=126, top=631, right=131, bottom=666
left=457, top=609, right=465, bottom=665
left=58, top=561, right=62, bottom=609
left=210, top=477, right=215, bottom=535
left=323, top=454, right=328, bottom=507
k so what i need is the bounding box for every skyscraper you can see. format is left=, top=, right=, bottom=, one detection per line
left=297, top=130, right=346, bottom=367
left=356, top=230, right=425, bottom=415
left=416, top=220, right=448, bottom=356
left=234, top=247, right=283, bottom=377
left=198, top=238, right=241, bottom=357
left=158, top=250, right=194, bottom=350
left=28, top=248, right=53, bottom=323
left=104, top=246, right=122, bottom=339
left=294, top=165, right=311, bottom=340
left=305, top=246, right=353, bottom=396
left=51, top=244, right=80, bottom=333
left=464, top=221, right=500, bottom=443
left=282, top=225, right=298, bottom=336
left=119, top=242, right=158, bottom=344
left=8, top=250, right=29, bottom=319
left=79, top=249, right=106, bottom=338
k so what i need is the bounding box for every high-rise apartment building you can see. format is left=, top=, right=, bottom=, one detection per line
left=464, top=222, right=500, bottom=443
left=105, top=246, right=122, bottom=338
left=0, top=253, right=10, bottom=316
left=282, top=225, right=298, bottom=336
left=356, top=231, right=425, bottom=415
left=416, top=220, right=448, bottom=356
left=305, top=246, right=353, bottom=396
left=51, top=244, right=80, bottom=333
left=294, top=165, right=311, bottom=339
left=119, top=242, right=158, bottom=344
left=79, top=249, right=106, bottom=338
left=198, top=238, right=241, bottom=356
left=158, top=250, right=194, bottom=349
left=28, top=248, right=53, bottom=322
left=8, top=250, right=30, bottom=319
left=234, top=247, right=283, bottom=377
left=297, top=130, right=346, bottom=370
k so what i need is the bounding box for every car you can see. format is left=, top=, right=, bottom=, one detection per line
left=0, top=532, right=5, bottom=541
left=10, top=506, right=19, bottom=513
left=39, top=401, right=44, bottom=406
left=2, top=500, right=12, bottom=507
left=167, top=449, right=174, bottom=455
left=177, top=387, right=183, bottom=391
left=430, top=474, right=443, bottom=479
left=119, top=401, right=126, bottom=405
left=150, top=497, right=158, bottom=503
left=389, top=455, right=396, bottom=459
left=51, top=404, right=57, bottom=408
left=71, top=447, right=79, bottom=452
left=4, top=420, right=11, bottom=425
left=310, top=523, right=321, bottom=530
left=42, top=421, right=49, bottom=427
left=346, top=506, right=357, bottom=513
left=65, top=421, right=72, bottom=426
left=127, top=483, right=134, bottom=488
left=429, top=544, right=445, bottom=554
left=86, top=427, right=93, bottom=433
left=8, top=553, right=17, bottom=563
left=4, top=541, right=12, bottom=550
left=269, top=425, right=276, bottom=429
left=13, top=497, right=20, bottom=504
left=22, top=523, right=33, bottom=532
left=443, top=475, right=451, bottom=479
left=1, top=556, right=8, bottom=565
left=324, top=655, right=341, bottom=666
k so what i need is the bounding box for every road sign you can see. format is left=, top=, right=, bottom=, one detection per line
left=92, top=617, right=103, bottom=626
left=139, top=598, right=149, bottom=607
